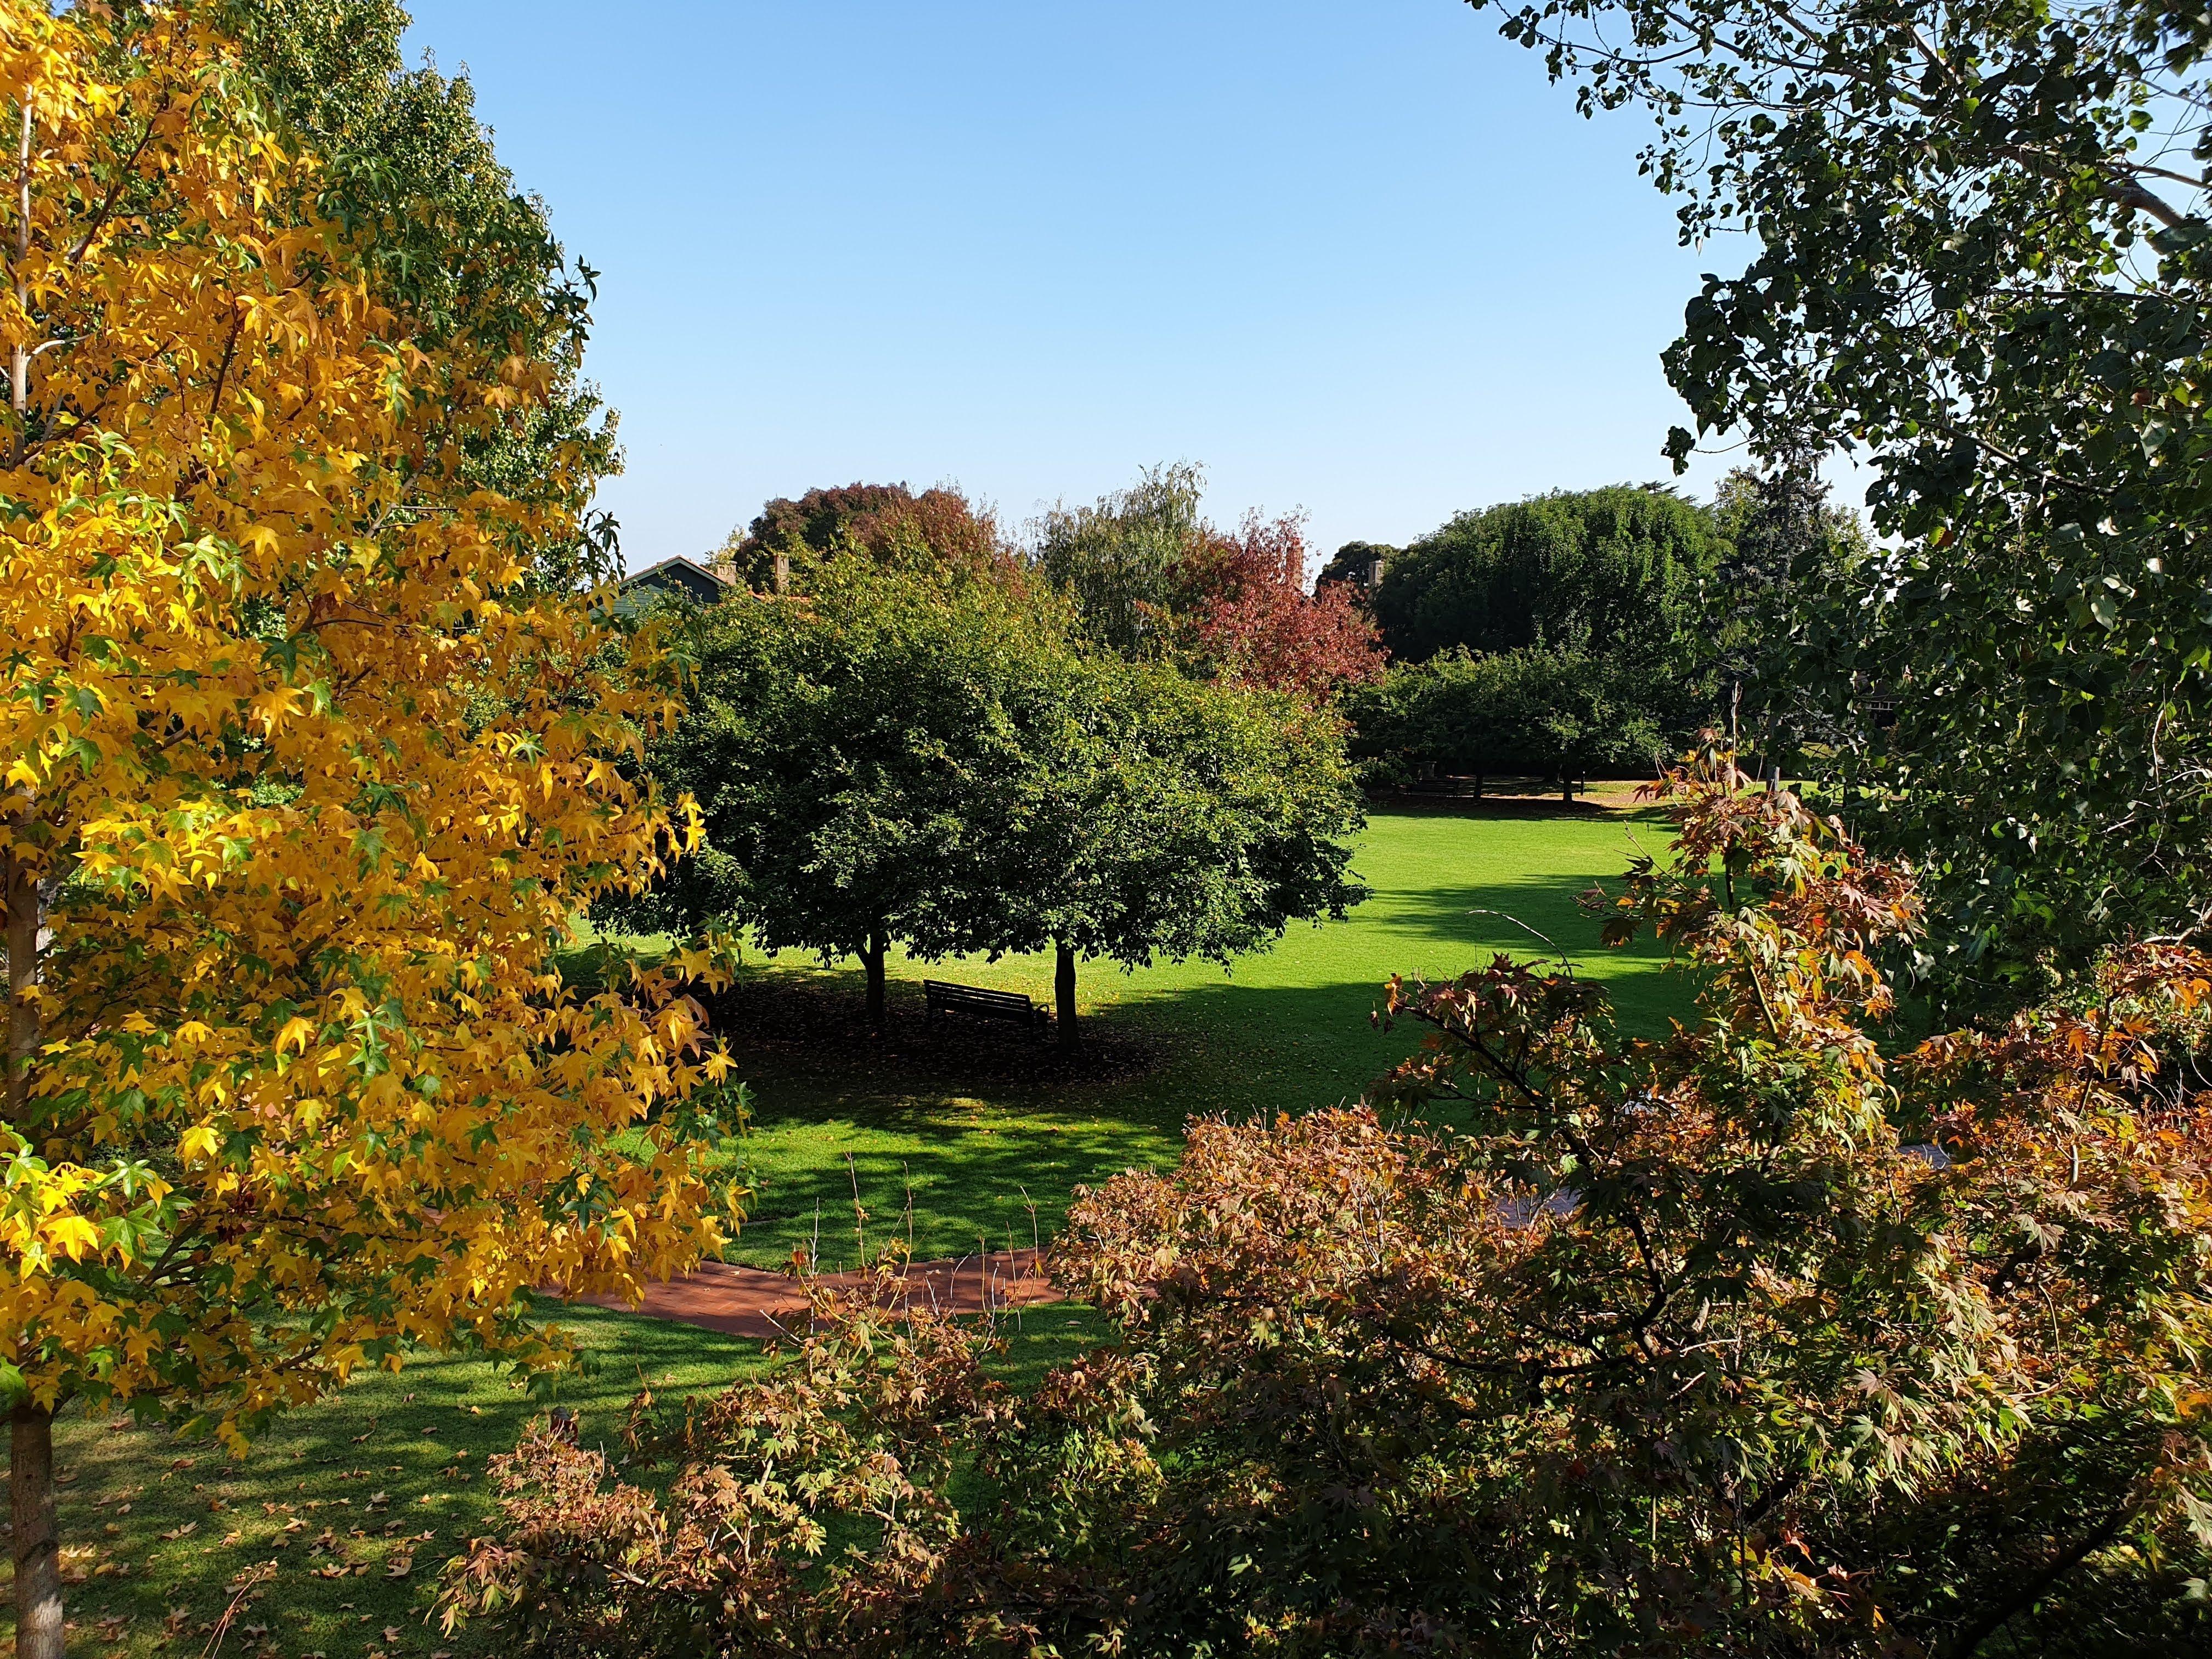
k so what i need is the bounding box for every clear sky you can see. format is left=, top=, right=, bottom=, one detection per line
left=399, top=0, right=1773, bottom=572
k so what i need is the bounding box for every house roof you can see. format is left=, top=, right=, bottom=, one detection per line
left=619, top=555, right=732, bottom=607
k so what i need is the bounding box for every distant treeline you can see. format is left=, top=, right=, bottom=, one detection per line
left=1330, top=473, right=1864, bottom=797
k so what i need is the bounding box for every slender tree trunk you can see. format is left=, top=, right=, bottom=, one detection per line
left=12, top=100, right=31, bottom=466
left=1561, top=773, right=1575, bottom=804
left=1472, top=772, right=1483, bottom=800
left=12, top=1406, right=59, bottom=1659
left=861, top=927, right=887, bottom=1031
left=1054, top=939, right=1077, bottom=1052
left=4, top=851, right=35, bottom=1131
left=6, top=106, right=64, bottom=1659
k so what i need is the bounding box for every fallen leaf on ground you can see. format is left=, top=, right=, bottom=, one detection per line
left=156, top=1522, right=198, bottom=1541
left=384, top=1554, right=413, bottom=1578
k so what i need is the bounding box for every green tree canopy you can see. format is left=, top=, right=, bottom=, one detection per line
left=617, top=562, right=1076, bottom=1027
left=230, top=0, right=623, bottom=587
left=630, top=558, right=1365, bottom=1042
left=1008, top=660, right=1367, bottom=1047
left=1372, top=484, right=1720, bottom=668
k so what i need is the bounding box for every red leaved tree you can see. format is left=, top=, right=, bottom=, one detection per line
left=1189, top=511, right=1385, bottom=701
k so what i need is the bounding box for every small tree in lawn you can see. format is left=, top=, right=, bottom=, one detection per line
left=0, top=11, right=737, bottom=1655
left=633, top=563, right=1366, bottom=1047
left=625, top=560, right=1084, bottom=1029
left=1346, top=648, right=1662, bottom=800
left=1017, top=663, right=1368, bottom=1050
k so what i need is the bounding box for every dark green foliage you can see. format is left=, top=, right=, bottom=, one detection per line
left=1372, top=484, right=1720, bottom=669
left=626, top=557, right=1366, bottom=1033
left=611, top=563, right=1076, bottom=1018
left=1469, top=0, right=2212, bottom=1008
left=1346, top=646, right=1666, bottom=793
left=1345, top=487, right=1720, bottom=788
left=1009, top=660, right=1369, bottom=972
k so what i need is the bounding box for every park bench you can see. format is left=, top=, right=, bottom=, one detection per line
left=923, top=979, right=1049, bottom=1035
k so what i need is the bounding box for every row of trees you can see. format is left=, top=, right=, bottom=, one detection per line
left=620, top=544, right=1365, bottom=1047
left=1333, top=475, right=1864, bottom=797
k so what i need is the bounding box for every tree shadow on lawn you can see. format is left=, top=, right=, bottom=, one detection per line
left=709, top=870, right=1695, bottom=1271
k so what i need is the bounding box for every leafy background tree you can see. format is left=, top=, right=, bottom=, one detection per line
left=1372, top=483, right=1718, bottom=669
left=1031, top=464, right=1384, bottom=701
left=1343, top=485, right=1719, bottom=789
left=712, top=481, right=1018, bottom=594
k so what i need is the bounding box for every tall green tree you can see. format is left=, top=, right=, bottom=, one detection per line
left=228, top=0, right=623, bottom=588
left=1467, top=0, right=2212, bottom=1007
left=1373, top=484, right=1720, bottom=669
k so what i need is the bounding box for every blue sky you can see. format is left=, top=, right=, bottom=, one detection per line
left=400, top=1, right=1773, bottom=572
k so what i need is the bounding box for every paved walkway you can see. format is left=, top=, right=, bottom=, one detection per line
left=568, top=1248, right=1063, bottom=1341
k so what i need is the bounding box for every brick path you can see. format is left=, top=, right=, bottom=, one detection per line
left=568, top=1248, right=1062, bottom=1341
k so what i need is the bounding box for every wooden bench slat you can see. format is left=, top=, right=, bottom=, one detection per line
left=922, top=979, right=1049, bottom=1032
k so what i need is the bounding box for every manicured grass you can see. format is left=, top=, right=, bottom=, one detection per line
left=721, top=803, right=1686, bottom=1271
left=11, top=805, right=1689, bottom=1659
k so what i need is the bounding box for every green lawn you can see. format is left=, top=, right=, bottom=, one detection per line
left=15, top=804, right=1691, bottom=1659
left=31, top=1301, right=1103, bottom=1659
left=722, top=803, right=1685, bottom=1270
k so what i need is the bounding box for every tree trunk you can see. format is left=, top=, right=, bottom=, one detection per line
left=862, top=928, right=887, bottom=1031
left=4, top=851, right=36, bottom=1127
left=1054, top=939, right=1078, bottom=1052
left=13, top=1406, right=60, bottom=1659
left=1472, top=772, right=1483, bottom=800
left=1561, top=774, right=1575, bottom=804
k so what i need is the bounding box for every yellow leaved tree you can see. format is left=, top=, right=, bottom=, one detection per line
left=0, top=7, right=738, bottom=1653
